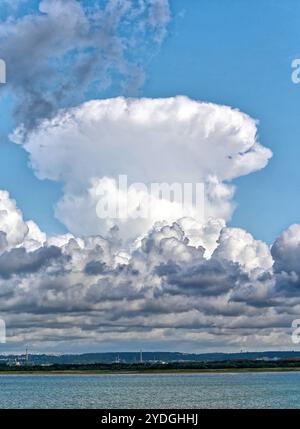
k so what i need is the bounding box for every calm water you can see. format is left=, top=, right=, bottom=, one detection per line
left=0, top=372, right=300, bottom=408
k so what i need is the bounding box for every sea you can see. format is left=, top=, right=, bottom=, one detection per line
left=0, top=372, right=299, bottom=408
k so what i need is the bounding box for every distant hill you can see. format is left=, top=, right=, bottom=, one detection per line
left=1, top=351, right=300, bottom=365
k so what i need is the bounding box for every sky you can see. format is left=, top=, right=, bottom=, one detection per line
left=145, top=0, right=300, bottom=243
left=1, top=0, right=300, bottom=242
left=0, top=0, right=300, bottom=353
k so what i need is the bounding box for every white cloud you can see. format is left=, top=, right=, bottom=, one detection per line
left=215, top=227, right=274, bottom=273
left=177, top=217, right=225, bottom=257
left=11, top=96, right=272, bottom=240
left=0, top=190, right=28, bottom=249
left=272, top=224, right=300, bottom=275
left=23, top=220, right=46, bottom=252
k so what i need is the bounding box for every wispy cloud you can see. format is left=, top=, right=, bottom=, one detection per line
left=0, top=0, right=171, bottom=129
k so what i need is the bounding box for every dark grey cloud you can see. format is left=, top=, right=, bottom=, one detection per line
left=0, top=245, right=62, bottom=278
left=157, top=258, right=244, bottom=297
left=84, top=261, right=108, bottom=275
left=271, top=225, right=300, bottom=295
left=0, top=209, right=298, bottom=351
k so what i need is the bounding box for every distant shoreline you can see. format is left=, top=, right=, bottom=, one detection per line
left=2, top=358, right=300, bottom=374
left=1, top=367, right=300, bottom=375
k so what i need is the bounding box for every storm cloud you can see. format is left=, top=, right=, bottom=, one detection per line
left=0, top=190, right=298, bottom=352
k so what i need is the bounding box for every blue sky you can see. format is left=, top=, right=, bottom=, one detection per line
left=1, top=0, right=300, bottom=242
left=145, top=0, right=300, bottom=243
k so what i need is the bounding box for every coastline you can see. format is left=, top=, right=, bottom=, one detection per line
left=1, top=367, right=300, bottom=375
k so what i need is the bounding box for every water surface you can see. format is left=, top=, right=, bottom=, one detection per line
left=0, top=372, right=299, bottom=408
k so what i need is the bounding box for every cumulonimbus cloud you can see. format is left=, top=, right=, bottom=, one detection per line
left=11, top=96, right=272, bottom=240
left=7, top=92, right=300, bottom=352
left=0, top=2, right=295, bottom=351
